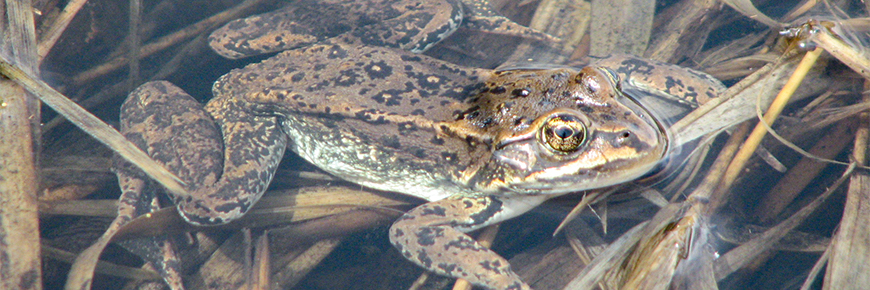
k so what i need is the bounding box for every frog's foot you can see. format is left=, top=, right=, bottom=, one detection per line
left=115, top=235, right=185, bottom=290
left=389, top=195, right=546, bottom=290
left=459, top=0, right=560, bottom=44
left=67, top=174, right=185, bottom=290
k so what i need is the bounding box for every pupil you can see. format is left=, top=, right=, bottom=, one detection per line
left=554, top=126, right=574, bottom=138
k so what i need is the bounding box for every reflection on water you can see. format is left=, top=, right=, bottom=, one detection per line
left=32, top=0, right=870, bottom=289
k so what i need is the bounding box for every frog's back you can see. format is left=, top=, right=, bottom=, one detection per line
left=211, top=44, right=492, bottom=201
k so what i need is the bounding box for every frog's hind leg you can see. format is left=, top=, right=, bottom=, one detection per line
left=208, top=0, right=555, bottom=59
left=389, top=195, right=547, bottom=290
left=335, top=0, right=558, bottom=53
left=68, top=175, right=186, bottom=290
left=209, top=0, right=369, bottom=59
left=210, top=0, right=466, bottom=57
left=118, top=81, right=224, bottom=279
left=67, top=81, right=228, bottom=290
left=458, top=0, right=559, bottom=44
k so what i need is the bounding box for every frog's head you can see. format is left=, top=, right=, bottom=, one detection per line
left=480, top=66, right=669, bottom=195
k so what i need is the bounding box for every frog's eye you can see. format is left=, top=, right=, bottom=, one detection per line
left=541, top=115, right=586, bottom=152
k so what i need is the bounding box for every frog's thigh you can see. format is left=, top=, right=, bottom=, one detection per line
left=390, top=195, right=544, bottom=290
left=119, top=81, right=224, bottom=201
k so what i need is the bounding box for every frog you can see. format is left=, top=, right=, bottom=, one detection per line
left=110, top=0, right=725, bottom=289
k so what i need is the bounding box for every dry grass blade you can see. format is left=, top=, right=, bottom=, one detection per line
left=553, top=188, right=617, bottom=236
left=754, top=120, right=854, bottom=223
left=0, top=67, right=42, bottom=290
left=562, top=221, right=648, bottom=289
left=714, top=163, right=856, bottom=280
left=111, top=186, right=407, bottom=241
left=36, top=0, right=88, bottom=61
left=268, top=238, right=342, bottom=289
left=0, top=58, right=190, bottom=199
left=39, top=199, right=119, bottom=217
left=528, top=0, right=590, bottom=57
left=801, top=245, right=830, bottom=290
left=824, top=163, right=870, bottom=286
left=43, top=244, right=161, bottom=281
left=620, top=206, right=699, bottom=290
left=70, top=0, right=272, bottom=85
left=1, top=1, right=44, bottom=289
left=715, top=223, right=830, bottom=253
left=589, top=0, right=654, bottom=56
left=253, top=232, right=271, bottom=290
left=644, top=0, right=720, bottom=62
left=720, top=0, right=784, bottom=28
left=501, top=0, right=586, bottom=67
left=671, top=52, right=802, bottom=146
left=719, top=47, right=824, bottom=192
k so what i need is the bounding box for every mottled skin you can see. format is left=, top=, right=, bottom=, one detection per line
left=114, top=1, right=725, bottom=289
left=208, top=0, right=556, bottom=59
left=592, top=55, right=723, bottom=125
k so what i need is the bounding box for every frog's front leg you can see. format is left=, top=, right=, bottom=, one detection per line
left=390, top=195, right=547, bottom=290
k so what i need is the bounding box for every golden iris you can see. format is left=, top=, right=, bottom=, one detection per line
left=541, top=115, right=586, bottom=152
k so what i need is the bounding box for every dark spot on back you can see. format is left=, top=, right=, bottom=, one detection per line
left=511, top=88, right=530, bottom=98
left=441, top=152, right=458, bottom=163
left=327, top=45, right=348, bottom=59
left=401, top=55, right=423, bottom=62
left=364, top=61, right=393, bottom=79
left=397, top=121, right=419, bottom=135
left=380, top=135, right=402, bottom=149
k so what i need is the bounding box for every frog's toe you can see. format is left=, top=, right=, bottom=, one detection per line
left=176, top=197, right=251, bottom=226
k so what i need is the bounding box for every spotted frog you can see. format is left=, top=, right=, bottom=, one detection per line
left=116, top=1, right=724, bottom=289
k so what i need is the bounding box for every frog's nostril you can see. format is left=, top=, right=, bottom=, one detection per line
left=614, top=131, right=633, bottom=146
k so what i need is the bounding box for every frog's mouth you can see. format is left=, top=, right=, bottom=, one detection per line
left=492, top=130, right=666, bottom=195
